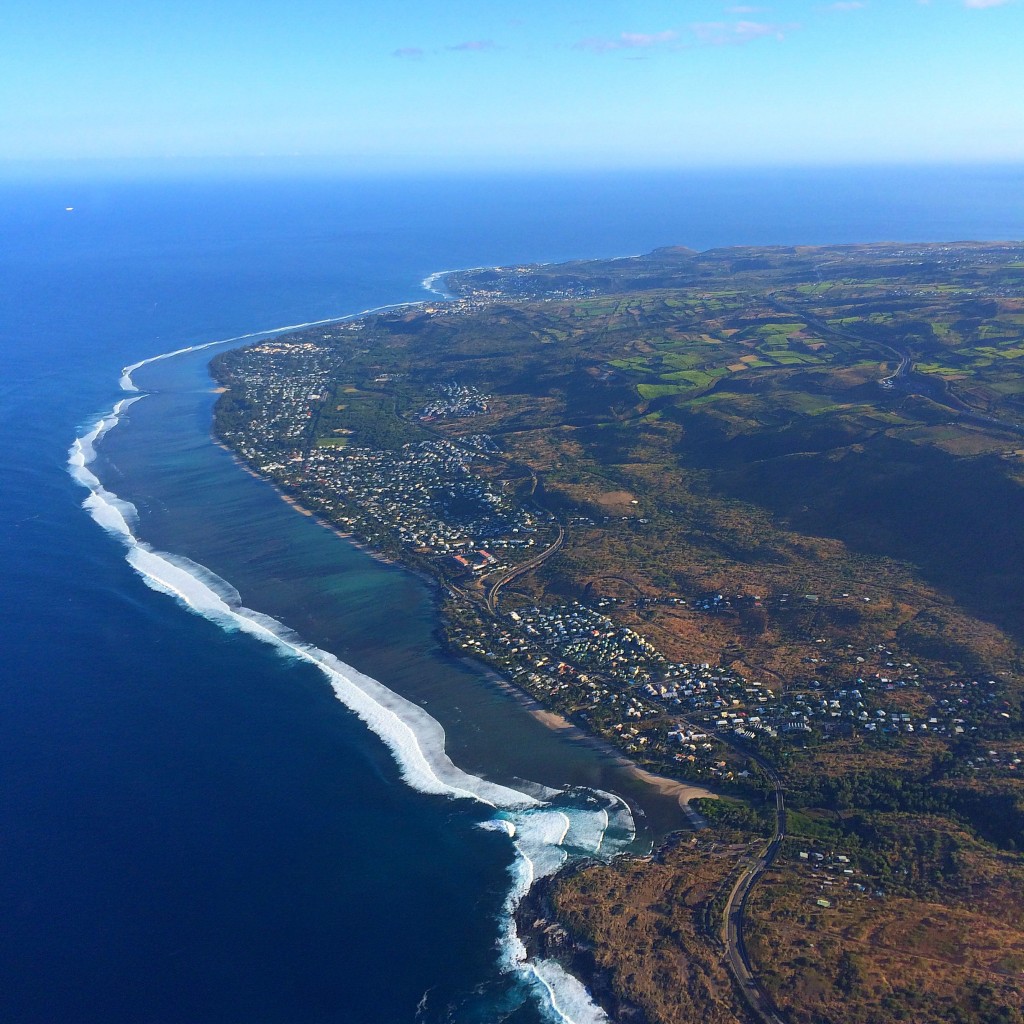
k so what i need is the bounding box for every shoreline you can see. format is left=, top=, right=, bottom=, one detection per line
left=204, top=280, right=722, bottom=837
left=484, top=675, right=719, bottom=821
left=209, top=414, right=670, bottom=1024
left=513, top=855, right=664, bottom=1024
left=72, top=218, right=1024, bottom=1024
left=202, top=275, right=722, bottom=1024
left=210, top=431, right=714, bottom=837
left=211, top=437, right=407, bottom=568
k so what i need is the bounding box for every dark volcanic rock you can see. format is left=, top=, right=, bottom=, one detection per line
left=515, top=871, right=652, bottom=1024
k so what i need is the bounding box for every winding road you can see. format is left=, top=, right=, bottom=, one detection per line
left=769, top=292, right=1024, bottom=436
left=721, top=770, right=787, bottom=1024
left=672, top=713, right=789, bottom=1024
left=485, top=522, right=564, bottom=615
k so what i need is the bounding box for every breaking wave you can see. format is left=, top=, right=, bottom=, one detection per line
left=421, top=269, right=458, bottom=298
left=119, top=302, right=424, bottom=391
left=71, top=311, right=638, bottom=1024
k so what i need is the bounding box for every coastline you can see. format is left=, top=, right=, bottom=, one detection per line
left=200, top=270, right=740, bottom=1024
left=484, top=675, right=719, bottom=821
left=203, top=276, right=734, bottom=835
left=514, top=860, right=656, bottom=1024
left=45, top=179, right=1024, bottom=1024
left=207, top=366, right=730, bottom=1022
left=212, top=423, right=713, bottom=836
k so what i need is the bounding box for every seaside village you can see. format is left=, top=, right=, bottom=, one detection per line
left=215, top=336, right=1019, bottom=791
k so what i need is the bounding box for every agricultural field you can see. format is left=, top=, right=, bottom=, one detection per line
left=216, top=240, right=1024, bottom=1024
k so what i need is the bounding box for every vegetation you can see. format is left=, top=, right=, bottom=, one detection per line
left=213, top=241, right=1024, bottom=1024
left=542, top=835, right=755, bottom=1024
left=744, top=822, right=1024, bottom=1024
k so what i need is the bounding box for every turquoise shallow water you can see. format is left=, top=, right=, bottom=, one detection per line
left=3, top=167, right=1023, bottom=1023
left=103, top=346, right=684, bottom=818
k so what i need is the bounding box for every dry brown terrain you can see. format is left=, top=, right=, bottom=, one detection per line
left=745, top=830, right=1024, bottom=1024
left=546, top=836, right=754, bottom=1024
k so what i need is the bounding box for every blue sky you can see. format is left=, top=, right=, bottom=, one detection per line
left=2, top=0, right=1022, bottom=173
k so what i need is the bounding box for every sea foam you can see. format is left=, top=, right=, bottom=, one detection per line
left=71, top=317, right=638, bottom=1024
left=119, top=302, right=425, bottom=391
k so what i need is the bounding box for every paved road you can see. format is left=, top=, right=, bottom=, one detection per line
left=485, top=523, right=564, bottom=615
left=721, top=781, right=788, bottom=1024
left=769, top=293, right=1024, bottom=436
left=878, top=351, right=911, bottom=389
left=670, top=713, right=788, bottom=1024
left=420, top=399, right=792, bottom=1019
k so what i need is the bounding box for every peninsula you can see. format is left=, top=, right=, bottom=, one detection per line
left=212, top=243, right=1024, bottom=1024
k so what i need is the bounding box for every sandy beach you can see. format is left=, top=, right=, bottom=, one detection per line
left=211, top=428, right=715, bottom=835
left=625, top=764, right=718, bottom=810
left=521, top=704, right=718, bottom=824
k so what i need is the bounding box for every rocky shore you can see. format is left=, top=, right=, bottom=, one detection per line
left=515, top=864, right=652, bottom=1024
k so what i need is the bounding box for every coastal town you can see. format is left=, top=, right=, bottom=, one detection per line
left=211, top=244, right=1024, bottom=1024
left=19, top=8, right=1024, bottom=1024
left=212, top=322, right=1018, bottom=793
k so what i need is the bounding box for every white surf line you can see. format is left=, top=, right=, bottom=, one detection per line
left=131, top=547, right=537, bottom=807
left=69, top=402, right=538, bottom=809
left=421, top=263, right=551, bottom=299
left=424, top=255, right=643, bottom=301
left=75, top=291, right=638, bottom=1024
left=119, top=300, right=426, bottom=392
left=590, top=787, right=638, bottom=848
left=499, top=802, right=620, bottom=1024
left=529, top=962, right=611, bottom=1024
left=421, top=269, right=463, bottom=298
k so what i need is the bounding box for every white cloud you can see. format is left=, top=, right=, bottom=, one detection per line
left=620, top=30, right=679, bottom=47
left=690, top=20, right=792, bottom=45
left=446, top=40, right=498, bottom=52
left=575, top=30, right=679, bottom=53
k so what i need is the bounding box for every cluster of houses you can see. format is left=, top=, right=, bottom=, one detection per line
left=418, top=382, right=491, bottom=421
left=447, top=601, right=754, bottom=774
left=963, top=749, right=1022, bottom=775
left=508, top=602, right=667, bottom=685
left=291, top=438, right=538, bottom=556
left=449, top=592, right=1014, bottom=782
left=217, top=345, right=544, bottom=577
left=218, top=340, right=336, bottom=451
left=794, top=849, right=873, bottom=908
left=217, top=332, right=1015, bottom=787
left=446, top=265, right=598, bottom=303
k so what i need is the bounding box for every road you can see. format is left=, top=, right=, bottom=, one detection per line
left=485, top=523, right=564, bottom=615
left=419, top=402, right=791, bottom=1019
left=769, top=293, right=1024, bottom=436
left=670, top=712, right=788, bottom=1024
left=878, top=350, right=911, bottom=389
left=721, top=779, right=788, bottom=1024
left=714, top=728, right=788, bottom=1024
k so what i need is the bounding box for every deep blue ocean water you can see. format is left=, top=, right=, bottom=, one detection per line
left=2, top=166, right=1023, bottom=1024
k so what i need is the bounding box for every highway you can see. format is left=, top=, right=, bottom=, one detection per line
left=671, top=713, right=789, bottom=1024
left=421, top=409, right=790, bottom=1020
left=478, top=498, right=787, bottom=1020
left=769, top=293, right=1024, bottom=436
left=485, top=522, right=564, bottom=615
left=721, top=776, right=788, bottom=1024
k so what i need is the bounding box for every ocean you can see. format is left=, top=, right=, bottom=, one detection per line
left=2, top=166, right=1023, bottom=1024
